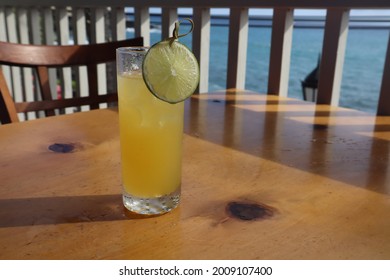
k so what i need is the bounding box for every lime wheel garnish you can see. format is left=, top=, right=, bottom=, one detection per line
left=142, top=19, right=200, bottom=104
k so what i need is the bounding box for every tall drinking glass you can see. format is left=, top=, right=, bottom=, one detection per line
left=116, top=47, right=184, bottom=215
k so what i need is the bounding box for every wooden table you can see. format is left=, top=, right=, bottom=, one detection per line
left=1, top=90, right=390, bottom=260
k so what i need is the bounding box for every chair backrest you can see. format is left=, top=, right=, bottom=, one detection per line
left=0, top=37, right=143, bottom=124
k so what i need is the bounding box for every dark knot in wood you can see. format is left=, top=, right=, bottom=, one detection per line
left=226, top=201, right=275, bottom=221
left=48, top=143, right=75, bottom=153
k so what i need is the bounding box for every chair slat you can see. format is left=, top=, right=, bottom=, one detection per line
left=0, top=37, right=143, bottom=124
left=0, top=68, right=19, bottom=124
left=36, top=66, right=55, bottom=116
left=14, top=93, right=118, bottom=113
left=87, top=64, right=99, bottom=110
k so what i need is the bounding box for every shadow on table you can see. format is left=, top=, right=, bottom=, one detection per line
left=0, top=194, right=152, bottom=228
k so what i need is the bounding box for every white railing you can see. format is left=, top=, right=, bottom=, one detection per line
left=1, top=0, right=390, bottom=117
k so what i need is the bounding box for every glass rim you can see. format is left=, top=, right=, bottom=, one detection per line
left=116, top=46, right=149, bottom=53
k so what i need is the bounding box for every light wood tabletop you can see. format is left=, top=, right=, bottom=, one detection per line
left=1, top=90, right=390, bottom=260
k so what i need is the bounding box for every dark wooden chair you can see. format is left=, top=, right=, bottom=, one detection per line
left=0, top=37, right=143, bottom=124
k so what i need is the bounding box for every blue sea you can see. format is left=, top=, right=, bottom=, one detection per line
left=127, top=18, right=390, bottom=113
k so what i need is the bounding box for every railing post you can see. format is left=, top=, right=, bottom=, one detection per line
left=162, top=7, right=177, bottom=41
left=5, top=8, right=17, bottom=43
left=56, top=7, right=73, bottom=113
left=18, top=8, right=36, bottom=120
left=4, top=7, right=24, bottom=120
left=112, top=7, right=126, bottom=40
left=43, top=7, right=56, bottom=116
left=317, top=9, right=350, bottom=106
left=0, top=8, right=7, bottom=42
left=134, top=6, right=150, bottom=46
left=72, top=8, right=89, bottom=112
left=43, top=7, right=55, bottom=45
left=73, top=8, right=87, bottom=44
left=193, top=7, right=210, bottom=93
left=30, top=8, right=41, bottom=44
left=267, top=8, right=294, bottom=97
left=377, top=32, right=390, bottom=115
left=227, top=8, right=249, bottom=90
left=0, top=8, right=11, bottom=96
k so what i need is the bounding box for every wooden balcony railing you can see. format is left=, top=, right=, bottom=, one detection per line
left=1, top=0, right=390, bottom=120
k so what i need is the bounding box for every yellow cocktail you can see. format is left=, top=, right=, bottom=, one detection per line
left=118, top=74, right=184, bottom=197
left=117, top=21, right=198, bottom=214
left=117, top=47, right=184, bottom=215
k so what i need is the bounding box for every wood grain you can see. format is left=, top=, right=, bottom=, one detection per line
left=0, top=90, right=390, bottom=259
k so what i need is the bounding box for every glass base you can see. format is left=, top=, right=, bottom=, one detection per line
left=123, top=188, right=180, bottom=215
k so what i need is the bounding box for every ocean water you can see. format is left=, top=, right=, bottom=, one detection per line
left=127, top=25, right=389, bottom=113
